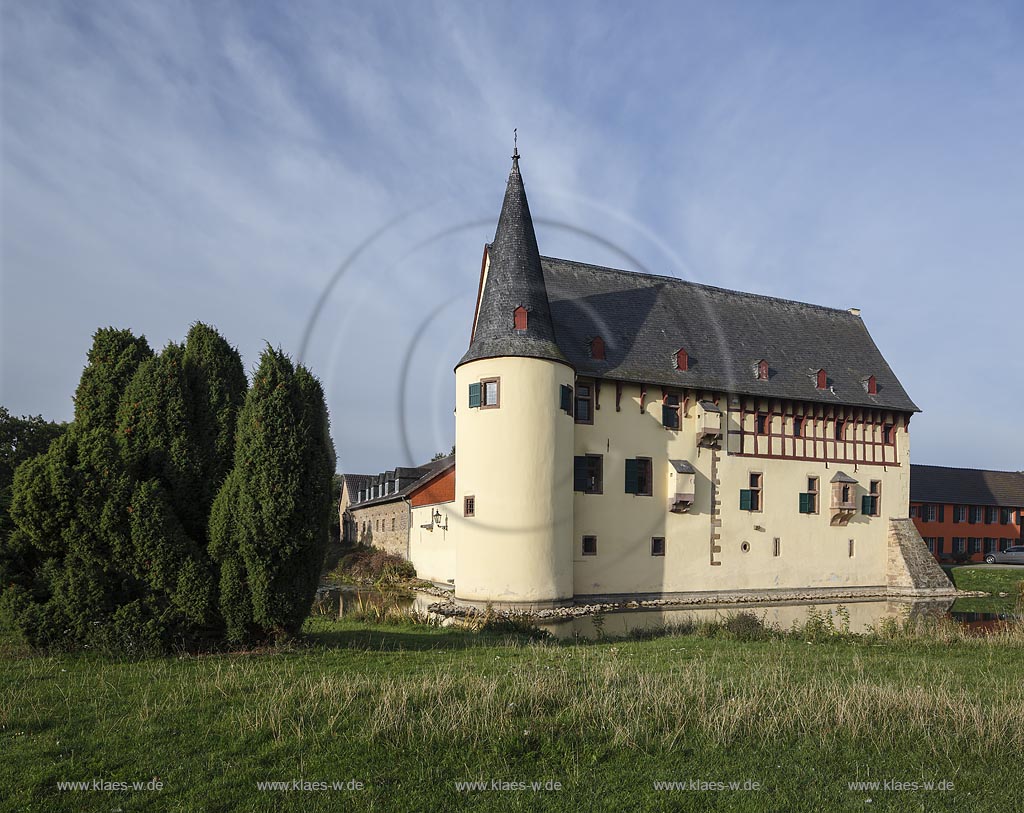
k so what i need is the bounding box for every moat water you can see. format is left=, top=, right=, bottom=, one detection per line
left=314, top=585, right=1019, bottom=641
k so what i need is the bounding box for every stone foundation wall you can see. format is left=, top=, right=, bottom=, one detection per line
left=351, top=501, right=410, bottom=559
left=887, top=518, right=956, bottom=595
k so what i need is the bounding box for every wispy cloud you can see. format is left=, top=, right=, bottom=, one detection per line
left=2, top=1, right=1022, bottom=471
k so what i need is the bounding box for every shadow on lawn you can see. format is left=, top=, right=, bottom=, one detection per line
left=302, top=622, right=531, bottom=653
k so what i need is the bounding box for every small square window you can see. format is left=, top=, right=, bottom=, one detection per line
left=582, top=535, right=598, bottom=556
left=651, top=537, right=665, bottom=556
left=464, top=495, right=475, bottom=517
left=481, top=378, right=500, bottom=408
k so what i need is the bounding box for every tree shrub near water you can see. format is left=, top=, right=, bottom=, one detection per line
left=0, top=325, right=334, bottom=652
left=210, top=347, right=335, bottom=643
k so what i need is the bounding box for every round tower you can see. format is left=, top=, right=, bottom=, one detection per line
left=452, top=150, right=574, bottom=607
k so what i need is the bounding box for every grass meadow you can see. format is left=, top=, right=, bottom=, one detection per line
left=3, top=605, right=1024, bottom=812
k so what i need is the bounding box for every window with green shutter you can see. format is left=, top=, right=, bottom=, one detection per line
left=468, top=382, right=482, bottom=408
left=799, top=493, right=812, bottom=514
left=862, top=495, right=878, bottom=516
left=573, top=456, right=588, bottom=491
left=624, top=459, right=639, bottom=494
left=560, top=384, right=573, bottom=414
left=574, top=455, right=602, bottom=493
left=740, top=489, right=754, bottom=511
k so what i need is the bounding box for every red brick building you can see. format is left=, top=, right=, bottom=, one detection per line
left=910, top=465, right=1024, bottom=563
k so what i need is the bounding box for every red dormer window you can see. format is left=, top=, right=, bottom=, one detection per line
left=513, top=306, right=528, bottom=331
left=816, top=369, right=827, bottom=389
left=675, top=348, right=689, bottom=371
left=590, top=336, right=605, bottom=360
left=756, top=359, right=769, bottom=380
left=865, top=375, right=877, bottom=395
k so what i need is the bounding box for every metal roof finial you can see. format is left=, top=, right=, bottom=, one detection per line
left=512, top=128, right=519, bottom=168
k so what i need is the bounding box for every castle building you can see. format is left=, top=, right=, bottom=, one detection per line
left=344, top=152, right=952, bottom=606
left=341, top=456, right=454, bottom=558
left=910, top=465, right=1024, bottom=562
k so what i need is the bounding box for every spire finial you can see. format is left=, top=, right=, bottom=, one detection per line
left=512, top=128, right=519, bottom=169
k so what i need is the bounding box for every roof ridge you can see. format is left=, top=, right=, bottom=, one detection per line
left=912, top=464, right=1024, bottom=476
left=540, top=255, right=858, bottom=317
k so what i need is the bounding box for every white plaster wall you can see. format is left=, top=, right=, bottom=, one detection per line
left=570, top=382, right=911, bottom=598
left=409, top=502, right=457, bottom=585
left=453, top=356, right=575, bottom=605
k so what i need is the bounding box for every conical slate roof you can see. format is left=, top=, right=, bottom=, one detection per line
left=458, top=153, right=570, bottom=369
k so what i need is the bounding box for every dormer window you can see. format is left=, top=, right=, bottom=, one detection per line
left=674, top=348, right=689, bottom=371
left=756, top=359, right=769, bottom=380
left=589, top=336, right=605, bottom=360
left=816, top=369, right=827, bottom=389
left=513, top=306, right=528, bottom=331
left=863, top=375, right=878, bottom=395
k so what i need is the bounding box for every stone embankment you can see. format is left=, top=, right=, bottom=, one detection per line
left=426, top=587, right=962, bottom=622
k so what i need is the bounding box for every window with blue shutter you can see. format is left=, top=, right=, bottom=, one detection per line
left=469, top=382, right=482, bottom=408
left=624, top=459, right=639, bottom=494
left=560, top=384, right=573, bottom=414
left=862, top=495, right=877, bottom=516
left=740, top=489, right=753, bottom=511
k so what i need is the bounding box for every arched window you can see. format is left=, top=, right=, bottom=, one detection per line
left=590, top=336, right=605, bottom=360
left=816, top=369, right=827, bottom=389
left=757, top=359, right=769, bottom=380
left=675, top=348, right=689, bottom=371
left=864, top=375, right=877, bottom=395
left=513, top=306, right=528, bottom=330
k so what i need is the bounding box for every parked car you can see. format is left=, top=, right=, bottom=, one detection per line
left=984, top=546, right=1024, bottom=565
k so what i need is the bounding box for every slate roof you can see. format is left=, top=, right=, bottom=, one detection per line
left=910, top=465, right=1024, bottom=508
left=350, top=455, right=455, bottom=510
left=340, top=474, right=373, bottom=498
left=542, top=257, right=919, bottom=412
left=461, top=155, right=918, bottom=414
left=458, top=152, right=568, bottom=368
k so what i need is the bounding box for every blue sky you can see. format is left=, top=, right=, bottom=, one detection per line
left=2, top=1, right=1022, bottom=474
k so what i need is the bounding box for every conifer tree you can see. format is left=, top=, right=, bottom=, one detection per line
left=72, top=328, right=153, bottom=433
left=210, top=347, right=334, bottom=642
